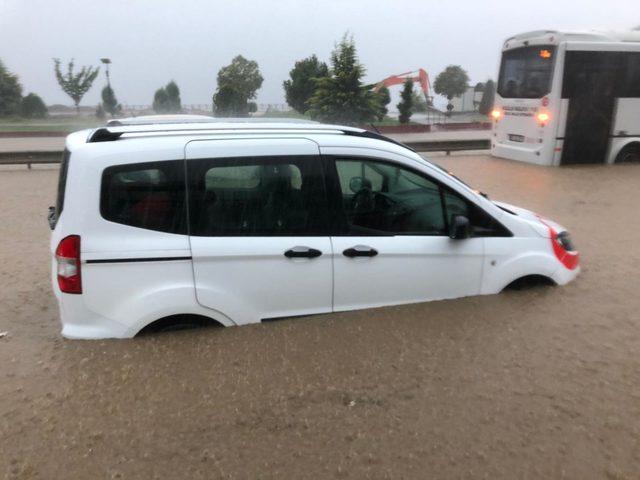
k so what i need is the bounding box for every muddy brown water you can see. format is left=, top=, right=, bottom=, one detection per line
left=1, top=156, right=639, bottom=479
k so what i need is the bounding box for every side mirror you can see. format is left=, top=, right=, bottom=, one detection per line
left=450, top=215, right=471, bottom=240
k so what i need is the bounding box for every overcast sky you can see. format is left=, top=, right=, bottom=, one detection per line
left=1, top=0, right=638, bottom=108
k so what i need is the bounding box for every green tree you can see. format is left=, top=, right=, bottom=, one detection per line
left=397, top=79, right=414, bottom=124
left=374, top=85, right=391, bottom=121
left=0, top=59, right=23, bottom=117
left=411, top=88, right=428, bottom=114
left=165, top=81, right=181, bottom=112
left=478, top=79, right=495, bottom=115
left=21, top=93, right=47, bottom=118
left=433, top=65, right=470, bottom=116
left=307, top=34, right=380, bottom=125
left=53, top=59, right=99, bottom=114
left=101, top=85, right=121, bottom=117
left=283, top=54, right=329, bottom=114
left=153, top=87, right=169, bottom=113
left=213, top=55, right=263, bottom=117
left=152, top=81, right=181, bottom=114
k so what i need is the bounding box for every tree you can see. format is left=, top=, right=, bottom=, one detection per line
left=153, top=87, right=169, bottom=113
left=152, top=81, right=181, bottom=113
left=411, top=88, right=428, bottom=114
left=478, top=79, right=496, bottom=115
left=165, top=81, right=181, bottom=112
left=0, top=59, right=23, bottom=117
left=374, top=85, right=391, bottom=121
left=433, top=65, right=470, bottom=116
left=283, top=55, right=329, bottom=114
left=53, top=59, right=99, bottom=114
left=213, top=55, right=263, bottom=117
left=307, top=34, right=380, bottom=125
left=397, top=79, right=414, bottom=124
left=21, top=93, right=47, bottom=118
left=101, top=85, right=121, bottom=117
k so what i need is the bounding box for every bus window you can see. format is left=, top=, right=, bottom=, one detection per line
left=621, top=53, right=640, bottom=97
left=497, top=46, right=556, bottom=99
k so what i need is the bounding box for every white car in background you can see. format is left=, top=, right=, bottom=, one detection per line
left=50, top=117, right=579, bottom=339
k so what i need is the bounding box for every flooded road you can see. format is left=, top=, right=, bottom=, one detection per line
left=1, top=156, right=639, bottom=479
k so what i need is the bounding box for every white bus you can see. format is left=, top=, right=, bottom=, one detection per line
left=491, top=30, right=640, bottom=166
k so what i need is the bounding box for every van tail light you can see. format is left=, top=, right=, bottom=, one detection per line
left=56, top=235, right=82, bottom=294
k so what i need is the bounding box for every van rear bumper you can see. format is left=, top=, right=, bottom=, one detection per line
left=57, top=294, right=131, bottom=339
left=492, top=143, right=549, bottom=166
left=551, top=264, right=581, bottom=286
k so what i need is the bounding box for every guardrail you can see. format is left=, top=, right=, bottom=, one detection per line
left=0, top=151, right=62, bottom=168
left=0, top=139, right=491, bottom=168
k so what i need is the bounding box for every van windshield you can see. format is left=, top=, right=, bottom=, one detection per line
left=498, top=45, right=556, bottom=99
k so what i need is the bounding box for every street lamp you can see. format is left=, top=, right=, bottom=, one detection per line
left=100, top=58, right=111, bottom=85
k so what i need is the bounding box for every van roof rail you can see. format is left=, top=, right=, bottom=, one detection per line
left=86, top=121, right=414, bottom=152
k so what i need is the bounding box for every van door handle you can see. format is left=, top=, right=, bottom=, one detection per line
left=284, top=246, right=322, bottom=259
left=343, top=246, right=378, bottom=258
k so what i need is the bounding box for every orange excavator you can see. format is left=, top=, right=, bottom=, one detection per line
left=373, top=68, right=432, bottom=102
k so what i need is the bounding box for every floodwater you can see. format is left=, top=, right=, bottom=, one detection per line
left=1, top=156, right=639, bottom=479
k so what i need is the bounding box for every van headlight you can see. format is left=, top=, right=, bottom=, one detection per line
left=556, top=231, right=576, bottom=252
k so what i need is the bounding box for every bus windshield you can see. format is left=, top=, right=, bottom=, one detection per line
left=497, top=46, right=556, bottom=99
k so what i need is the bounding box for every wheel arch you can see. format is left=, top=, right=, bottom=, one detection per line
left=481, top=252, right=559, bottom=294
left=612, top=139, right=640, bottom=164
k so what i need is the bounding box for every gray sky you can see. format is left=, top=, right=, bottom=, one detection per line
left=1, top=0, right=639, bottom=108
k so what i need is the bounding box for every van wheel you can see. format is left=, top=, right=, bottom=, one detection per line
left=615, top=144, right=640, bottom=163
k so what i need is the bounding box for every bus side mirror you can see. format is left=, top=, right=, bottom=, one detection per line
left=450, top=215, right=471, bottom=240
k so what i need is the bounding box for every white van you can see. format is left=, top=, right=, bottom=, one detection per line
left=50, top=118, right=579, bottom=339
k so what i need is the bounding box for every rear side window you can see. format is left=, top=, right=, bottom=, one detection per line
left=100, top=160, right=186, bottom=234
left=188, top=156, right=328, bottom=236
left=55, top=149, right=71, bottom=218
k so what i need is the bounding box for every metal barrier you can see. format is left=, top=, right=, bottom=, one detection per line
left=0, top=139, right=491, bottom=168
left=0, top=151, right=62, bottom=168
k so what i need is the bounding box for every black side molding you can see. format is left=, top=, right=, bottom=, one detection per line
left=85, top=256, right=192, bottom=264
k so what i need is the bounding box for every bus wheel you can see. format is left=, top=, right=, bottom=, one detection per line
left=615, top=144, right=640, bottom=163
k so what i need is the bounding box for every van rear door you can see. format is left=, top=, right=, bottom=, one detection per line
left=185, top=138, right=333, bottom=325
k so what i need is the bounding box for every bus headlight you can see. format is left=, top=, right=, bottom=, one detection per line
left=491, top=109, right=502, bottom=120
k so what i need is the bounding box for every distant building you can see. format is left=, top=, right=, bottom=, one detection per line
left=450, top=85, right=484, bottom=112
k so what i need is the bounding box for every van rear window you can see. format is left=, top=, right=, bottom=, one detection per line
left=100, top=160, right=186, bottom=234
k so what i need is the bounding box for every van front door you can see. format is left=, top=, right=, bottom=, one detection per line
left=185, top=139, right=332, bottom=325
left=326, top=157, right=486, bottom=312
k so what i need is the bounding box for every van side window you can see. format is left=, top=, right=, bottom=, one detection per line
left=188, top=156, right=328, bottom=236
left=441, top=188, right=511, bottom=237
left=100, top=160, right=186, bottom=234
left=333, top=159, right=446, bottom=235
left=332, top=158, right=511, bottom=237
